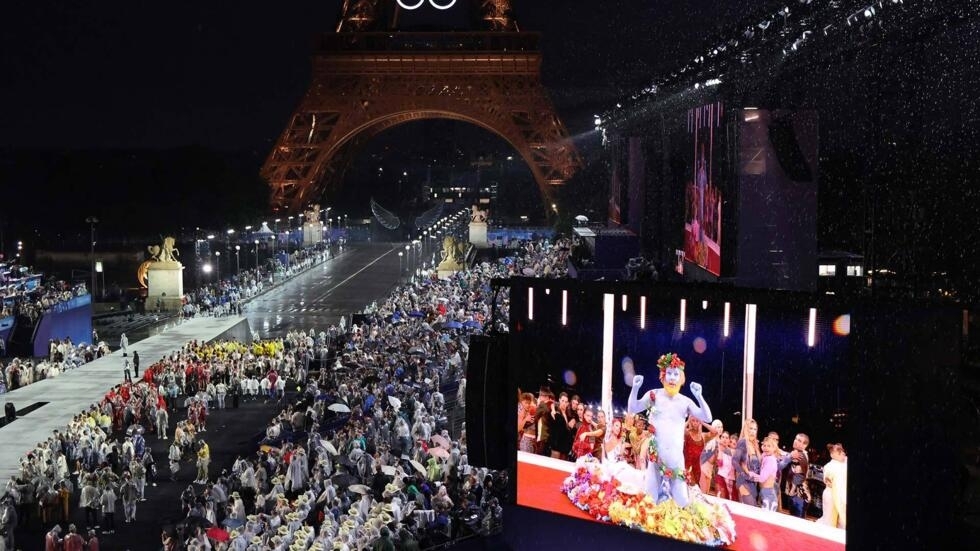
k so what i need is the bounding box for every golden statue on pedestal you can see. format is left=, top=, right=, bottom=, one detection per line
left=438, top=235, right=467, bottom=271
left=138, top=236, right=180, bottom=288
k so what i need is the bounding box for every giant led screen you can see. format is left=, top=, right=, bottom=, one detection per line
left=513, top=284, right=849, bottom=549
left=683, top=102, right=725, bottom=276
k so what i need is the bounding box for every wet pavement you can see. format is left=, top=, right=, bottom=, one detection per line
left=244, top=242, right=409, bottom=337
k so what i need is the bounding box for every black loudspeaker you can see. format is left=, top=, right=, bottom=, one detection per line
left=768, top=115, right=812, bottom=182
left=4, top=402, right=15, bottom=422
left=465, top=335, right=509, bottom=470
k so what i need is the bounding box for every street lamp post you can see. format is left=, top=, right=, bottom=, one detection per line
left=405, top=244, right=411, bottom=279
left=398, top=251, right=404, bottom=278
left=274, top=219, right=281, bottom=255
left=215, top=251, right=221, bottom=283
left=254, top=240, right=259, bottom=270
left=85, top=216, right=98, bottom=297
left=235, top=245, right=241, bottom=275
left=270, top=235, right=277, bottom=273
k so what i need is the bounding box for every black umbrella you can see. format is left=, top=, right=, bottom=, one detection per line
left=331, top=473, right=357, bottom=489
left=180, top=515, right=214, bottom=530
left=338, top=455, right=357, bottom=471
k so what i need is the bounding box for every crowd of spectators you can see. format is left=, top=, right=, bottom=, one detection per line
left=179, top=245, right=333, bottom=319
left=1, top=338, right=111, bottom=394
left=1, top=270, right=89, bottom=322
left=183, top=238, right=569, bottom=550
left=0, top=236, right=574, bottom=550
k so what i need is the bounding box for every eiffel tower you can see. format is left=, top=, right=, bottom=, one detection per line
left=262, top=0, right=581, bottom=212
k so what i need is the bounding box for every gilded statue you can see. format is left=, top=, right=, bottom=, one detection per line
left=439, top=235, right=467, bottom=269
left=138, top=236, right=180, bottom=288
left=147, top=236, right=180, bottom=263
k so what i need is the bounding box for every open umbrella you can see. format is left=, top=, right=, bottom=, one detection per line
left=328, top=403, right=351, bottom=413
left=409, top=460, right=426, bottom=476
left=388, top=396, right=402, bottom=410
left=332, top=473, right=357, bottom=489
left=206, top=527, right=230, bottom=542
left=221, top=517, right=244, bottom=530
left=408, top=310, right=425, bottom=318
left=181, top=516, right=214, bottom=530
left=462, top=320, right=482, bottom=329
left=428, top=447, right=450, bottom=459
left=407, top=347, right=426, bottom=356
left=430, top=434, right=451, bottom=450
left=321, top=440, right=339, bottom=455
left=444, top=320, right=463, bottom=329
left=381, top=465, right=397, bottom=476
left=349, top=484, right=371, bottom=495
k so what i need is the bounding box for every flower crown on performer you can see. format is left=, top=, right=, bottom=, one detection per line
left=656, top=353, right=685, bottom=372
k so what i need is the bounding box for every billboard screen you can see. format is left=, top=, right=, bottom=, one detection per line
left=513, top=284, right=848, bottom=549
left=683, top=102, right=725, bottom=276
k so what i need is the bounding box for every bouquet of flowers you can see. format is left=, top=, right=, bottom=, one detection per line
left=560, top=458, right=620, bottom=521
left=560, top=457, right=736, bottom=546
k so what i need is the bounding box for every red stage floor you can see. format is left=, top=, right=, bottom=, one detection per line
left=518, top=458, right=845, bottom=551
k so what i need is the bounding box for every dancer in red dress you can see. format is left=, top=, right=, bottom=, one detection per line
left=683, top=416, right=706, bottom=486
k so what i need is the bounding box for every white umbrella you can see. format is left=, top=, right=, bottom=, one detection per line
left=431, top=435, right=451, bottom=450
left=380, top=465, right=397, bottom=476
left=328, top=403, right=351, bottom=413
left=321, top=440, right=339, bottom=455
left=409, top=460, right=426, bottom=476
left=387, top=396, right=402, bottom=410
left=348, top=484, right=371, bottom=495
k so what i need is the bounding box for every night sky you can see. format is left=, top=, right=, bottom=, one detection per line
left=1, top=1, right=978, bottom=295
left=0, top=1, right=751, bottom=149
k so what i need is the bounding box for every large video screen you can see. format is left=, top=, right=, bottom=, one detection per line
left=683, top=102, right=725, bottom=276
left=513, top=284, right=849, bottom=549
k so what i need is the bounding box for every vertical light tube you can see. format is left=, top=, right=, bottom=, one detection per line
left=622, top=294, right=628, bottom=312
left=702, top=300, right=709, bottom=310
left=527, top=287, right=534, bottom=320
left=640, top=296, right=647, bottom=329
left=742, top=304, right=757, bottom=422
left=602, top=294, right=615, bottom=416
left=680, top=299, right=687, bottom=331
left=807, top=308, right=817, bottom=347
left=561, top=290, right=568, bottom=326
left=723, top=302, right=731, bottom=337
